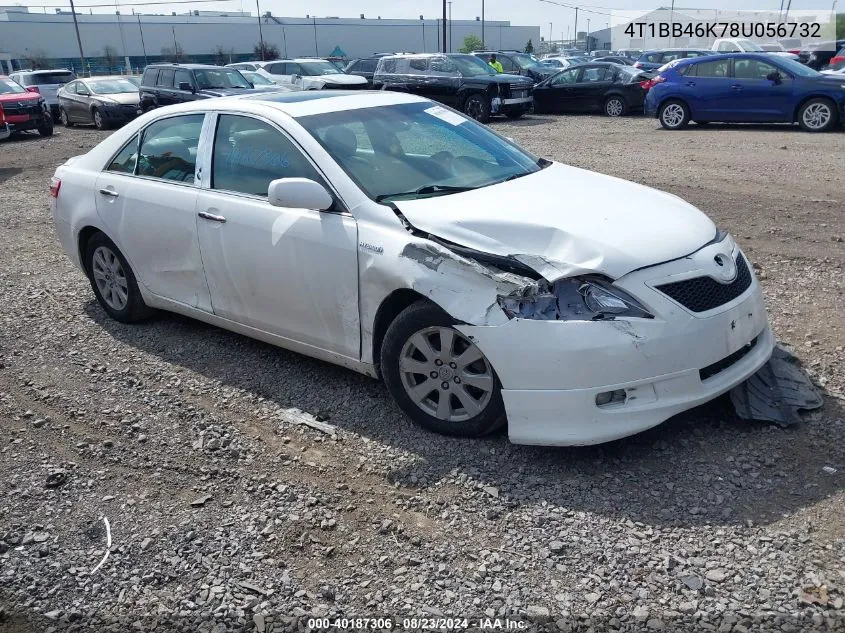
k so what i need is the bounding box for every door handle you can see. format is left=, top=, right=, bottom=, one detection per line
left=684, top=81, right=696, bottom=87
left=731, top=84, right=742, bottom=90
left=198, top=211, right=226, bottom=223
left=98, top=188, right=119, bottom=198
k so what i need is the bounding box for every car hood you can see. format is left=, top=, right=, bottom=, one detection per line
left=0, top=92, right=41, bottom=103
left=393, top=162, right=717, bottom=281
left=315, top=74, right=367, bottom=85
left=199, top=88, right=264, bottom=97
left=94, top=92, right=140, bottom=105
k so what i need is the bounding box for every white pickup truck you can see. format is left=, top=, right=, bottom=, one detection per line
left=712, top=38, right=800, bottom=61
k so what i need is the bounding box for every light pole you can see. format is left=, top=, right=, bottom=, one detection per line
left=549, top=22, right=553, bottom=52
left=136, top=14, right=147, bottom=67
left=587, top=18, right=591, bottom=54
left=68, top=0, right=86, bottom=76
left=442, top=0, right=447, bottom=54
left=448, top=2, right=452, bottom=52
left=573, top=7, right=578, bottom=51
left=256, top=0, right=264, bottom=60
left=481, top=0, right=485, bottom=48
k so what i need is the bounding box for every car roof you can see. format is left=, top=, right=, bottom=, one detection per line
left=15, top=68, right=73, bottom=74
left=147, top=63, right=226, bottom=70
left=643, top=48, right=713, bottom=53
left=669, top=52, right=784, bottom=66
left=83, top=75, right=134, bottom=81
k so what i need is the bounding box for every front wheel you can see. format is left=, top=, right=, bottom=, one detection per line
left=381, top=301, right=505, bottom=438
left=37, top=117, right=54, bottom=137
left=463, top=94, right=491, bottom=123
left=93, top=108, right=108, bottom=130
left=797, top=98, right=838, bottom=132
left=85, top=232, right=154, bottom=323
left=604, top=95, right=626, bottom=117
left=658, top=99, right=690, bottom=130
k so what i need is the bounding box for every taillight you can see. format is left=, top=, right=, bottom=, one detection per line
left=831, top=56, right=845, bottom=65
left=639, top=75, right=665, bottom=90
left=49, top=177, right=61, bottom=199
left=26, top=86, right=41, bottom=94
left=788, top=49, right=801, bottom=55
left=633, top=61, right=644, bottom=69
left=0, top=103, right=5, bottom=126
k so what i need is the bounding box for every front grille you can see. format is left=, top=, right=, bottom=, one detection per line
left=3, top=102, right=41, bottom=116
left=656, top=254, right=752, bottom=313
left=509, top=83, right=532, bottom=96
left=699, top=336, right=758, bottom=381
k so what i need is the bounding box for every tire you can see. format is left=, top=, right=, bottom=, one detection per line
left=505, top=110, right=525, bottom=120
left=37, top=117, right=54, bottom=137
left=92, top=108, right=109, bottom=130
left=463, top=93, right=491, bottom=123
left=797, top=98, right=838, bottom=132
left=381, top=300, right=506, bottom=438
left=84, top=232, right=154, bottom=323
left=658, top=99, right=690, bottom=130
left=59, top=108, right=74, bottom=127
left=604, top=95, right=627, bottom=117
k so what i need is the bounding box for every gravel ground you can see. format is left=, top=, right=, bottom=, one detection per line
left=1, top=115, right=844, bottom=633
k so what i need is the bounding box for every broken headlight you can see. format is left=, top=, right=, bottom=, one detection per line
left=499, top=277, right=653, bottom=321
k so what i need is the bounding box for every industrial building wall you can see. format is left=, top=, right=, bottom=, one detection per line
left=0, top=13, right=540, bottom=71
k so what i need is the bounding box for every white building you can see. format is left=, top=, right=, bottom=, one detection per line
left=0, top=8, right=540, bottom=74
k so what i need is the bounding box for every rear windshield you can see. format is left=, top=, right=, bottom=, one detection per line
left=21, top=72, right=75, bottom=86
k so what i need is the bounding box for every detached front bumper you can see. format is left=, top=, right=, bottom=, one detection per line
left=0, top=123, right=9, bottom=140
left=458, top=241, right=774, bottom=446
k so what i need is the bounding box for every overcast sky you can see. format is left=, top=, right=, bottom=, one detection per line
left=19, top=0, right=837, bottom=39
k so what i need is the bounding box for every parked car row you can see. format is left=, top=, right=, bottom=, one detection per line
left=0, top=73, right=54, bottom=137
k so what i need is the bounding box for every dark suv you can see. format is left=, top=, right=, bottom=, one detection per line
left=344, top=57, right=381, bottom=87
left=139, top=63, right=260, bottom=111
left=471, top=50, right=556, bottom=83
left=373, top=53, right=533, bottom=123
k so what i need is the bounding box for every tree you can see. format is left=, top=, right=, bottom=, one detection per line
left=212, top=45, right=231, bottom=66
left=459, top=34, right=484, bottom=53
left=253, top=41, right=280, bottom=61
left=837, top=12, right=844, bottom=39
left=160, top=43, right=185, bottom=62
left=25, top=49, right=49, bottom=70
left=102, top=45, right=119, bottom=71
left=524, top=39, right=534, bottom=54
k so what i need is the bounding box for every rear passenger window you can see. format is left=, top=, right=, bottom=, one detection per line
left=581, top=67, right=609, bottom=82
left=157, top=69, right=175, bottom=87
left=693, top=59, right=730, bottom=77
left=137, top=114, right=204, bottom=183
left=212, top=114, right=323, bottom=197
left=107, top=134, right=139, bottom=174
left=409, top=58, right=428, bottom=72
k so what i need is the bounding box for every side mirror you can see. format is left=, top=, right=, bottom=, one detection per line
left=766, top=71, right=782, bottom=84
left=268, top=178, right=333, bottom=211
left=178, top=81, right=195, bottom=92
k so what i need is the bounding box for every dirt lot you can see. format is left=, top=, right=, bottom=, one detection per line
left=1, top=115, right=843, bottom=633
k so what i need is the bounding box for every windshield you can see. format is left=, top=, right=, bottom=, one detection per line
left=300, top=61, right=342, bottom=76
left=194, top=69, right=251, bottom=89
left=774, top=57, right=822, bottom=77
left=298, top=101, right=544, bottom=203
left=451, top=54, right=496, bottom=76
left=243, top=71, right=273, bottom=85
left=89, top=78, right=139, bottom=94
left=0, top=78, right=27, bottom=94
left=736, top=39, right=764, bottom=52
left=512, top=54, right=541, bottom=69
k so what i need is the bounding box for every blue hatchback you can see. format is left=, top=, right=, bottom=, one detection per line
left=644, top=53, right=845, bottom=132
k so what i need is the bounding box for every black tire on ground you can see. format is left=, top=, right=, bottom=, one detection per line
left=463, top=93, right=491, bottom=123
left=92, top=108, right=109, bottom=130
left=505, top=110, right=525, bottom=120
left=84, top=232, right=154, bottom=323
left=59, top=108, right=74, bottom=127
left=37, top=117, right=54, bottom=137
left=797, top=98, right=838, bottom=132
left=658, top=99, right=690, bottom=130
left=380, top=300, right=506, bottom=438
left=604, top=95, right=627, bottom=117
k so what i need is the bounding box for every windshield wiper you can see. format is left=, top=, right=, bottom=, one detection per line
left=375, top=184, right=477, bottom=202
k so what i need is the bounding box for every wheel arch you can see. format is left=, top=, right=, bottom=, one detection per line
left=792, top=94, right=839, bottom=123
left=371, top=288, right=432, bottom=378
left=77, top=225, right=105, bottom=278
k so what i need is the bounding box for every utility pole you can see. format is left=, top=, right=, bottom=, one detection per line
left=448, top=2, right=452, bottom=52
left=256, top=0, right=264, bottom=60
left=549, top=22, right=553, bottom=51
left=669, top=0, right=675, bottom=47
left=69, top=0, right=86, bottom=76
left=481, top=0, right=485, bottom=48
left=573, top=7, right=578, bottom=51
left=442, top=0, right=447, bottom=55
left=137, top=14, right=147, bottom=67
left=587, top=18, right=591, bottom=53
left=313, top=16, right=318, bottom=56
left=171, top=25, right=178, bottom=60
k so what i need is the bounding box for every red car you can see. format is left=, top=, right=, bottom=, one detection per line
left=0, top=75, right=53, bottom=138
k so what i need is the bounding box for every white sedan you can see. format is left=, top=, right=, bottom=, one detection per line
left=50, top=91, right=774, bottom=446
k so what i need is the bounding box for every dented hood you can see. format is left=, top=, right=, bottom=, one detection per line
left=394, top=162, right=717, bottom=281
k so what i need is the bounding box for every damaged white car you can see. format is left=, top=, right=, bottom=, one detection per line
left=50, top=91, right=775, bottom=446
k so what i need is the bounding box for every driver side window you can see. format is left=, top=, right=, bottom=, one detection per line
left=551, top=69, right=578, bottom=85
left=136, top=114, right=204, bottom=184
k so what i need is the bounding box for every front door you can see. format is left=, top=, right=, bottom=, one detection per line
left=729, top=58, right=794, bottom=121
left=195, top=113, right=360, bottom=358
left=535, top=67, right=580, bottom=113
left=95, top=113, right=212, bottom=311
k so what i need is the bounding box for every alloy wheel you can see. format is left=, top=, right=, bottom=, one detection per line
left=802, top=102, right=831, bottom=130
left=465, top=97, right=484, bottom=121
left=606, top=98, right=624, bottom=117
left=94, top=110, right=104, bottom=129
left=91, top=246, right=129, bottom=311
left=661, top=103, right=685, bottom=128
left=398, top=326, right=494, bottom=423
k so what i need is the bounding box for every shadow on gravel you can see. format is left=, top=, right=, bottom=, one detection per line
left=0, top=167, right=23, bottom=185
left=85, top=300, right=845, bottom=530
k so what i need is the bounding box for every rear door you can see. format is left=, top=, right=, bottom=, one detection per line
left=571, top=65, right=613, bottom=111
left=728, top=57, right=793, bottom=120
left=155, top=68, right=176, bottom=106
left=174, top=68, right=197, bottom=102
left=680, top=57, right=735, bottom=120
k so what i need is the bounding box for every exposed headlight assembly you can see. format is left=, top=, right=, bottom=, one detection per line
left=499, top=276, right=653, bottom=321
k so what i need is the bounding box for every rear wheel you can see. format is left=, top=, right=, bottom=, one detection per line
left=85, top=232, right=154, bottom=323
left=604, top=95, right=626, bottom=117
left=381, top=301, right=505, bottom=438
left=658, top=99, right=690, bottom=130
left=463, top=93, right=491, bottom=123
left=797, top=98, right=837, bottom=132
left=59, top=108, right=74, bottom=127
